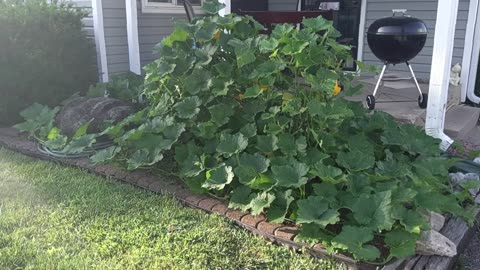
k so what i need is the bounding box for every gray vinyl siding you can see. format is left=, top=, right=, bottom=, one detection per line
left=361, top=0, right=470, bottom=80
left=137, top=0, right=186, bottom=67
left=268, top=0, right=298, bottom=11
left=70, top=0, right=99, bottom=78
left=103, top=0, right=130, bottom=75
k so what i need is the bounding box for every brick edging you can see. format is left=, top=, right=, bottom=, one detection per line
left=0, top=128, right=378, bottom=270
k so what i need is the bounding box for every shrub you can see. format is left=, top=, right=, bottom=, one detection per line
left=0, top=0, right=97, bottom=126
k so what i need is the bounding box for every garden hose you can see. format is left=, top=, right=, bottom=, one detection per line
left=37, top=140, right=113, bottom=159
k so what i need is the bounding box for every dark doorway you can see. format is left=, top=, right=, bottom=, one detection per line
left=302, top=0, right=362, bottom=70
left=231, top=0, right=268, bottom=13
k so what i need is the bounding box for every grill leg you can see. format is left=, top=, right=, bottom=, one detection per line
left=373, top=64, right=388, bottom=97
left=406, top=62, right=424, bottom=99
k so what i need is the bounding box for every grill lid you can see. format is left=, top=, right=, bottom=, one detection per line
left=367, top=10, right=427, bottom=36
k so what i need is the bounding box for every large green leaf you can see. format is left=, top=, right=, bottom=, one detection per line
left=250, top=192, right=275, bottom=215
left=277, top=133, right=297, bottom=156
left=203, top=164, right=234, bottom=190
left=302, top=16, right=333, bottom=32
left=351, top=191, right=394, bottom=231
left=311, top=162, right=344, bottom=184
left=185, top=69, right=212, bottom=95
left=384, top=230, right=419, bottom=259
left=267, top=189, right=294, bottom=223
left=216, top=133, right=248, bottom=157
left=256, top=135, right=278, bottom=153
left=208, top=103, right=235, bottom=125
left=296, top=196, right=339, bottom=227
left=73, top=121, right=91, bottom=139
left=127, top=148, right=164, bottom=170
left=336, top=150, right=375, bottom=172
left=229, top=185, right=254, bottom=212
left=272, top=162, right=309, bottom=188
left=174, top=96, right=202, bottom=119
left=296, top=223, right=334, bottom=247
left=62, top=134, right=97, bottom=154
left=392, top=206, right=429, bottom=234
left=163, top=29, right=189, bottom=47
left=332, top=226, right=380, bottom=261
left=90, top=146, right=122, bottom=164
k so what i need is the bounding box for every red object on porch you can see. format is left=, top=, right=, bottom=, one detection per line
left=237, top=10, right=334, bottom=32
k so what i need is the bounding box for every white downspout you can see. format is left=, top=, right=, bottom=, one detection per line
left=461, top=0, right=480, bottom=103
left=126, top=0, right=141, bottom=75
left=425, top=0, right=459, bottom=151
left=218, top=0, right=231, bottom=16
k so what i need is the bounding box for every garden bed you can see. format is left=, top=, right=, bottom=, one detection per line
left=0, top=127, right=476, bottom=270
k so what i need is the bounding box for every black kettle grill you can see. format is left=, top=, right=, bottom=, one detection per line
left=365, top=9, right=428, bottom=110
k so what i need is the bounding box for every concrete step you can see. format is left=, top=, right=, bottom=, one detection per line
left=444, top=105, right=480, bottom=139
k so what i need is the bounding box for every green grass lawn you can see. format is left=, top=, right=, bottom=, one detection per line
left=0, top=148, right=340, bottom=270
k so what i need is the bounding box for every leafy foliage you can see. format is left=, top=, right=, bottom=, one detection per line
left=87, top=73, right=144, bottom=103
left=16, top=0, right=476, bottom=262
left=0, top=0, right=96, bottom=126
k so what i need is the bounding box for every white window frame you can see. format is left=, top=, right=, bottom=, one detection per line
left=141, top=0, right=204, bottom=14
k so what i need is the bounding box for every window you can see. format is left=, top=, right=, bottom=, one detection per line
left=142, top=0, right=204, bottom=14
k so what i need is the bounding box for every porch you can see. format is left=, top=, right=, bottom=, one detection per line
left=349, top=76, right=480, bottom=146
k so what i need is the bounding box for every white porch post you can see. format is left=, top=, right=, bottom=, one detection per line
left=126, top=0, right=141, bottom=75
left=425, top=0, right=459, bottom=150
left=92, top=0, right=109, bottom=82
left=218, top=0, right=231, bottom=16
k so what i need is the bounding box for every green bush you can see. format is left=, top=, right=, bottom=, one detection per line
left=0, top=0, right=97, bottom=126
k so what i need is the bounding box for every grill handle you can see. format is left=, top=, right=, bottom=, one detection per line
left=392, top=9, right=407, bottom=16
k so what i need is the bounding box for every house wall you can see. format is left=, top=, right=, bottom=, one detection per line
left=136, top=1, right=185, bottom=67
left=361, top=0, right=470, bottom=80
left=102, top=0, right=130, bottom=75
left=71, top=0, right=100, bottom=78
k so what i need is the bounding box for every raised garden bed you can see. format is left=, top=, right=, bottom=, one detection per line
left=0, top=127, right=477, bottom=270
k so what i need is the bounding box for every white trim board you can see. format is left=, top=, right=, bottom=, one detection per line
left=92, top=0, right=108, bottom=82
left=357, top=0, right=367, bottom=63
left=141, top=0, right=204, bottom=14
left=461, top=0, right=480, bottom=103
left=126, top=0, right=141, bottom=75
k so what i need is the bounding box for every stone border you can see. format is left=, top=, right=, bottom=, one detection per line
left=0, top=127, right=475, bottom=270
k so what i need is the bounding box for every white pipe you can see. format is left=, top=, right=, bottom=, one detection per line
left=425, top=0, right=459, bottom=151
left=466, top=0, right=480, bottom=104
left=126, top=0, right=141, bottom=75
left=461, top=0, right=480, bottom=103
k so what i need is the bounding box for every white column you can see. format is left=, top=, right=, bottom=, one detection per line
left=218, top=0, right=231, bottom=16
left=92, top=0, right=109, bottom=82
left=126, top=0, right=141, bottom=74
left=425, top=0, right=459, bottom=150
left=462, top=0, right=480, bottom=103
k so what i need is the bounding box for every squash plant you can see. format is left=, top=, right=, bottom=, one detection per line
left=17, top=0, right=476, bottom=263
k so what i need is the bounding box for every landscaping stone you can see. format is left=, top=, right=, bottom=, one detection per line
left=449, top=172, right=480, bottom=196
left=225, top=209, right=248, bottom=222
left=56, top=97, right=135, bottom=137
left=424, top=211, right=446, bottom=232
left=257, top=221, right=281, bottom=235
left=416, top=230, right=457, bottom=257
left=198, top=198, right=222, bottom=212
left=211, top=204, right=229, bottom=216
left=240, top=214, right=266, bottom=228
left=474, top=157, right=480, bottom=165
left=275, top=226, right=298, bottom=241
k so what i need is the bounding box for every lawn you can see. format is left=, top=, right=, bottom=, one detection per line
left=0, top=148, right=341, bottom=270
